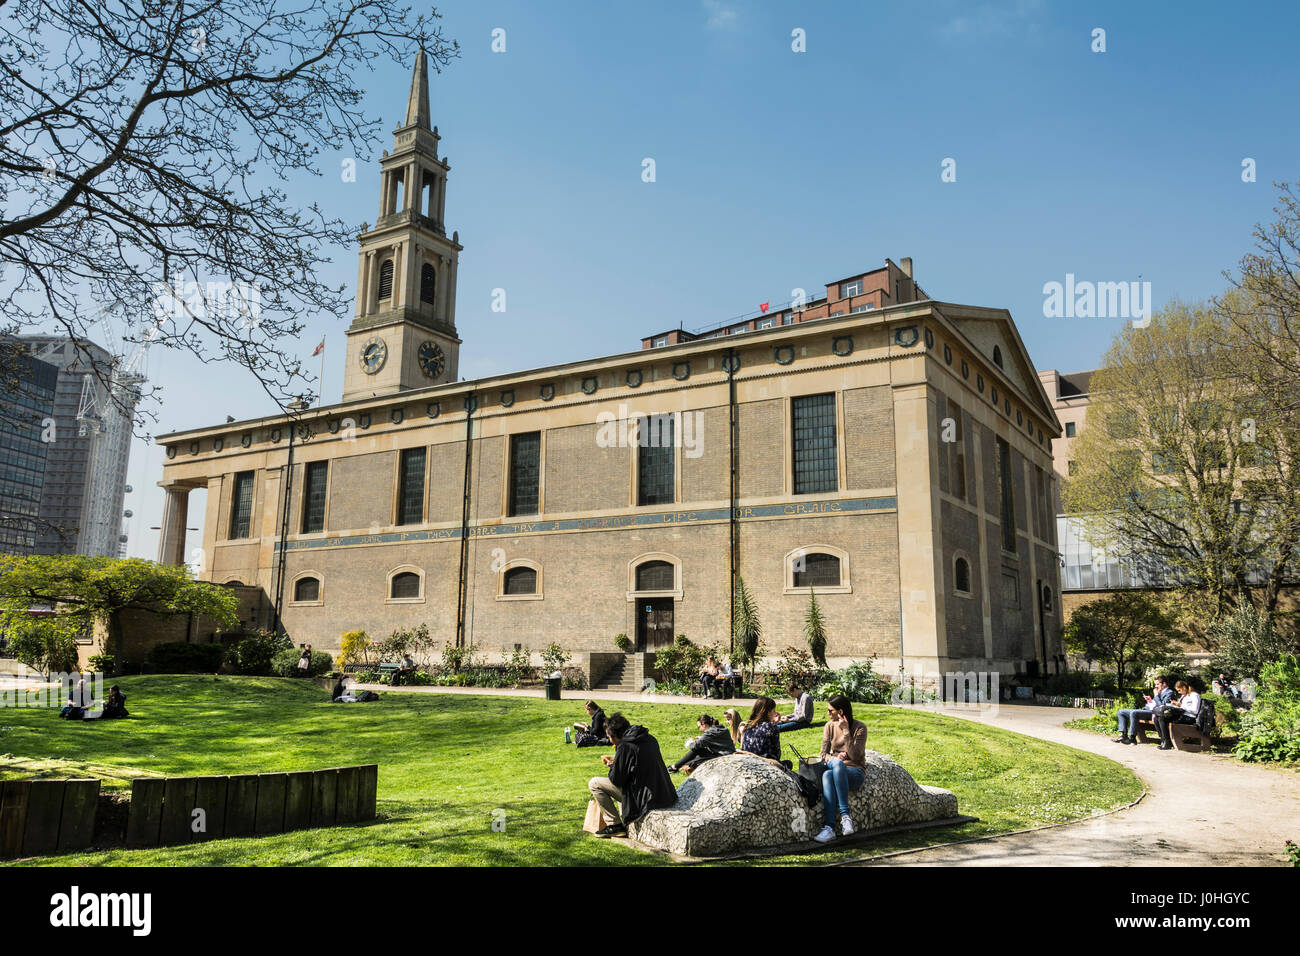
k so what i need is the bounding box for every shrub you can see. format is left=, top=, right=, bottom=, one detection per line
left=380, top=624, right=436, bottom=667
left=540, top=642, right=570, bottom=675
left=1207, top=601, right=1297, bottom=681
left=229, top=629, right=288, bottom=675
left=561, top=672, right=588, bottom=691
left=148, top=641, right=225, bottom=673
left=87, top=653, right=115, bottom=675
left=440, top=642, right=480, bottom=673
left=1234, top=654, right=1300, bottom=763
left=614, top=633, right=631, bottom=652
left=504, top=645, right=534, bottom=686
left=271, top=648, right=334, bottom=678
left=814, top=659, right=891, bottom=704
left=338, top=629, right=370, bottom=671
left=654, top=634, right=711, bottom=686
left=1201, top=691, right=1241, bottom=737
left=771, top=645, right=823, bottom=697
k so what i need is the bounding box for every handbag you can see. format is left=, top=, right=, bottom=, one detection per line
left=1155, top=704, right=1181, bottom=720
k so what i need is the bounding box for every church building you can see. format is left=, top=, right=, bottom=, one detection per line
left=154, top=52, right=1066, bottom=687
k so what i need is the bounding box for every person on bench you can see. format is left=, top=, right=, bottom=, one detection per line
left=573, top=700, right=610, bottom=747
left=101, top=685, right=128, bottom=719
left=715, top=659, right=736, bottom=698
left=588, top=713, right=676, bottom=838
left=698, top=657, right=719, bottom=697
left=668, top=713, right=736, bottom=774
left=1154, top=680, right=1201, bottom=751
left=1113, top=675, right=1172, bottom=745
left=777, top=684, right=813, bottom=732
left=392, top=653, right=416, bottom=686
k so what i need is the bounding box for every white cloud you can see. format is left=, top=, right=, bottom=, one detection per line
left=702, top=0, right=739, bottom=32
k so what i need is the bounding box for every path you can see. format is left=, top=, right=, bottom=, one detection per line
left=848, top=702, right=1299, bottom=867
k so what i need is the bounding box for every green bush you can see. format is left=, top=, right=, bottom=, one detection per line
left=1201, top=691, right=1241, bottom=738
left=814, top=659, right=892, bottom=704
left=148, top=641, right=225, bottom=673
left=87, top=653, right=115, bottom=675
left=439, top=642, right=480, bottom=673
left=229, top=629, right=289, bottom=675
left=271, top=648, right=334, bottom=678
left=1234, top=655, right=1300, bottom=763
left=614, top=633, right=632, bottom=652
left=504, top=645, right=534, bottom=685
left=541, top=642, right=571, bottom=674
left=654, top=634, right=713, bottom=686
left=770, top=646, right=823, bottom=697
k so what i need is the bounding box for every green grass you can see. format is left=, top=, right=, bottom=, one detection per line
left=0, top=676, right=1142, bottom=866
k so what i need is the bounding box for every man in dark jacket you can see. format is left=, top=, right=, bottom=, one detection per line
left=588, top=713, right=677, bottom=838
left=669, top=714, right=735, bottom=772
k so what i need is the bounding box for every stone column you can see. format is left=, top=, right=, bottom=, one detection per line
left=156, top=484, right=190, bottom=566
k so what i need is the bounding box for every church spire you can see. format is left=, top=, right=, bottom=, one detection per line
left=404, top=48, right=431, bottom=130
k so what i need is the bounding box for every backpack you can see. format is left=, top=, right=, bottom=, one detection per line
left=1194, top=698, right=1215, bottom=737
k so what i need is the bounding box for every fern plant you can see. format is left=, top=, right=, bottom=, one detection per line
left=804, top=587, right=827, bottom=668
left=732, top=575, right=762, bottom=680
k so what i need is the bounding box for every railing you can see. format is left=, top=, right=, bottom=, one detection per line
left=683, top=289, right=829, bottom=337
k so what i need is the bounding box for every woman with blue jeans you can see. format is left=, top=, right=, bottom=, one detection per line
left=814, top=693, right=868, bottom=844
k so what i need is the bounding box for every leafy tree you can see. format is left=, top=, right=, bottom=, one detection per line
left=1063, top=592, right=1183, bottom=691
left=1062, top=298, right=1300, bottom=632
left=0, top=555, right=239, bottom=669
left=1207, top=600, right=1298, bottom=680
left=338, top=629, right=371, bottom=671
left=803, top=587, right=828, bottom=668
left=732, top=576, right=762, bottom=681
left=3, top=615, right=79, bottom=675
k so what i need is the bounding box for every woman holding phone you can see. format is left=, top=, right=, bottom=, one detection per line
left=814, top=693, right=868, bottom=843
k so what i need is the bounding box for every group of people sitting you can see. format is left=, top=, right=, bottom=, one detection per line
left=58, top=679, right=128, bottom=721
left=1113, top=674, right=1202, bottom=750
left=697, top=656, right=738, bottom=698
left=579, top=684, right=869, bottom=845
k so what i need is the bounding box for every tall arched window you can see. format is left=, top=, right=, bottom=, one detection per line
left=377, top=259, right=394, bottom=301
left=420, top=263, right=436, bottom=304
left=954, top=556, right=972, bottom=594
left=635, top=560, right=674, bottom=591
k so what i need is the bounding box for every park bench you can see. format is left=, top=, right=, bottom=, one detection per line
left=690, top=675, right=742, bottom=699
left=1135, top=699, right=1215, bottom=752
left=377, top=662, right=401, bottom=683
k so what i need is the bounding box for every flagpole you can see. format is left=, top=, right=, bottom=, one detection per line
left=317, top=334, right=325, bottom=407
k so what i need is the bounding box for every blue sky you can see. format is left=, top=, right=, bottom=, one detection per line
left=124, top=0, right=1300, bottom=557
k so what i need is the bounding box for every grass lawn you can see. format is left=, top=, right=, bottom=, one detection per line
left=0, top=675, right=1142, bottom=866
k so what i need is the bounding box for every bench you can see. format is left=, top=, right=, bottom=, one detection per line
left=1135, top=701, right=1212, bottom=752
left=690, top=676, right=742, bottom=699
left=377, top=662, right=401, bottom=683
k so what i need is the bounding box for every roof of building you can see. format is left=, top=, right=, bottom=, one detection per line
left=1057, top=370, right=1095, bottom=398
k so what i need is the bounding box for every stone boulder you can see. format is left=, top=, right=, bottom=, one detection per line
left=628, top=750, right=959, bottom=858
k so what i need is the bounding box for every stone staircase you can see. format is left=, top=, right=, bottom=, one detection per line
left=592, top=653, right=649, bottom=693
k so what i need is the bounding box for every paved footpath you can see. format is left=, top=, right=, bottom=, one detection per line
left=850, top=702, right=1299, bottom=867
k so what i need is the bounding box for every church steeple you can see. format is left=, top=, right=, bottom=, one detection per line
left=405, top=48, right=431, bottom=130
left=341, top=50, right=463, bottom=402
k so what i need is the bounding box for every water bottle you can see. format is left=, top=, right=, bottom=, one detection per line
left=565, top=726, right=572, bottom=744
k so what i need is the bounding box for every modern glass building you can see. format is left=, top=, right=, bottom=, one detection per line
left=0, top=350, right=59, bottom=554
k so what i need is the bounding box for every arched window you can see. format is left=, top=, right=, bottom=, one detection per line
left=503, top=567, right=537, bottom=595
left=223, top=580, right=245, bottom=588
left=293, top=577, right=320, bottom=602
left=390, top=571, right=420, bottom=599
left=635, top=560, right=675, bottom=591
left=992, top=345, right=1003, bottom=368
left=420, top=263, right=436, bottom=304
left=954, top=557, right=972, bottom=594
left=1041, top=584, right=1053, bottom=612
left=793, top=552, right=840, bottom=588
left=377, top=259, right=394, bottom=301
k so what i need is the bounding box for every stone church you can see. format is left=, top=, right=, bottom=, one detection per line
left=155, top=52, right=1065, bottom=684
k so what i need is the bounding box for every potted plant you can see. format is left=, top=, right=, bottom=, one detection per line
left=614, top=633, right=632, bottom=652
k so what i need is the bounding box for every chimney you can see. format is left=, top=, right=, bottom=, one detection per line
left=900, top=257, right=913, bottom=278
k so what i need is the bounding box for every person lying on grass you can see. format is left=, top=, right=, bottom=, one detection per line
left=587, top=713, right=676, bottom=838
left=668, top=713, right=735, bottom=775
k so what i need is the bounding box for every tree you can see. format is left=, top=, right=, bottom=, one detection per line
left=0, top=0, right=458, bottom=419
left=1062, top=298, right=1300, bottom=633
left=1063, top=592, right=1183, bottom=690
left=1207, top=599, right=1299, bottom=680
left=0, top=555, right=239, bottom=668
left=732, top=575, right=762, bottom=681
left=803, top=587, right=828, bottom=668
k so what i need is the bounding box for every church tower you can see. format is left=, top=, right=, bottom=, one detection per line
left=342, top=50, right=462, bottom=401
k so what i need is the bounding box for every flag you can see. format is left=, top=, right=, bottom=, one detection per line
left=311, top=336, right=325, bottom=357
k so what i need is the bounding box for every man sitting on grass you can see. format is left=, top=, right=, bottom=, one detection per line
left=588, top=713, right=676, bottom=838
left=1113, top=675, right=1173, bottom=745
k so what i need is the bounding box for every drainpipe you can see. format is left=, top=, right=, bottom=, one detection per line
left=727, top=348, right=739, bottom=655
left=272, top=396, right=308, bottom=636
left=455, top=394, right=476, bottom=647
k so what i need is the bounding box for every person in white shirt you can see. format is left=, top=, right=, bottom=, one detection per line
left=1154, top=680, right=1202, bottom=750
left=778, top=684, right=813, bottom=731
left=715, top=660, right=736, bottom=698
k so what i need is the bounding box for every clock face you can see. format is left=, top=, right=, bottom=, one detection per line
left=418, top=340, right=445, bottom=378
left=359, top=337, right=388, bottom=374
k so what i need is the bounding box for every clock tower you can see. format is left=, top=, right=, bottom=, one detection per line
left=342, top=49, right=462, bottom=401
